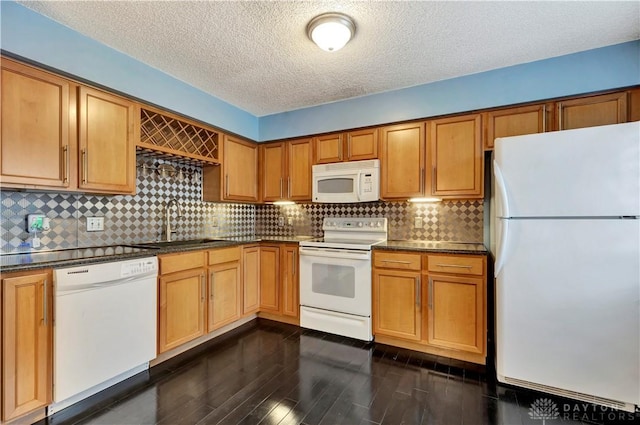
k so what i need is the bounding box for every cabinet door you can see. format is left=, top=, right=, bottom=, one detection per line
left=315, top=133, right=343, bottom=164
left=242, top=246, right=260, bottom=314
left=259, top=246, right=280, bottom=313
left=2, top=271, right=52, bottom=421
left=428, top=114, right=483, bottom=198
left=158, top=268, right=206, bottom=353
left=1, top=60, right=73, bottom=188
left=346, top=128, right=378, bottom=161
left=223, top=135, right=258, bottom=201
left=261, top=142, right=285, bottom=202
left=557, top=92, right=628, bottom=131
left=629, top=88, right=640, bottom=123
left=380, top=123, right=425, bottom=199
left=373, top=269, right=421, bottom=341
left=281, top=245, right=299, bottom=318
left=78, top=86, right=136, bottom=194
left=207, top=262, right=242, bottom=332
left=425, top=274, right=484, bottom=354
left=287, top=138, right=313, bottom=201
left=484, top=104, right=549, bottom=150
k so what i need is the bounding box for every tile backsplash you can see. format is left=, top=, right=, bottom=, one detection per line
left=1, top=157, right=483, bottom=254
left=256, top=200, right=483, bottom=241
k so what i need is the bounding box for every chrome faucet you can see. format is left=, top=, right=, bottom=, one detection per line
left=164, top=198, right=183, bottom=242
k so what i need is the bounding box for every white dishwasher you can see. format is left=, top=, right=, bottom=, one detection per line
left=50, top=257, right=158, bottom=414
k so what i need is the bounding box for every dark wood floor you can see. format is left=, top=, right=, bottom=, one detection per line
left=39, top=319, right=640, bottom=425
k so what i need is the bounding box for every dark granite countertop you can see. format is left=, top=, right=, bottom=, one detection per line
left=374, top=240, right=488, bottom=255
left=0, top=236, right=317, bottom=273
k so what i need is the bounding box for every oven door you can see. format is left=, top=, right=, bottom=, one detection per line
left=299, top=246, right=371, bottom=316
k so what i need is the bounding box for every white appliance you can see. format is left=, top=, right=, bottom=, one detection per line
left=50, top=257, right=158, bottom=414
left=312, top=159, right=380, bottom=203
left=493, top=122, right=640, bottom=412
left=299, top=217, right=388, bottom=341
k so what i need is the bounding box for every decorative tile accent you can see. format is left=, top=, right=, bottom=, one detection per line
left=1, top=155, right=483, bottom=253
left=255, top=200, right=484, bottom=242
left=1, top=156, right=255, bottom=253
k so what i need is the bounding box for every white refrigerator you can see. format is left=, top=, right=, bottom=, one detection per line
left=493, top=121, right=640, bottom=412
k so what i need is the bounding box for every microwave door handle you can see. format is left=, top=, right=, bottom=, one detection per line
left=355, top=172, right=361, bottom=201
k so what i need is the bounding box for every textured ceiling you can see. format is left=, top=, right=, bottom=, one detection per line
left=17, top=1, right=640, bottom=116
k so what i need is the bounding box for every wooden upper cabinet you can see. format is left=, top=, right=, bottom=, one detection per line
left=1, top=59, right=74, bottom=189
left=380, top=122, right=425, bottom=199
left=287, top=138, right=312, bottom=200
left=260, top=138, right=312, bottom=202
left=314, top=128, right=377, bottom=164
left=261, top=142, right=286, bottom=201
left=484, top=104, right=549, bottom=150
left=346, top=128, right=378, bottom=161
left=556, top=92, right=628, bottom=131
left=629, top=88, right=640, bottom=123
left=315, top=133, right=343, bottom=164
left=217, top=135, right=259, bottom=202
left=78, top=86, right=137, bottom=194
left=2, top=270, right=53, bottom=421
left=427, top=114, right=483, bottom=199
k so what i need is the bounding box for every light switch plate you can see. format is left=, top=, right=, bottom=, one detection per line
left=414, top=216, right=423, bottom=229
left=278, top=216, right=285, bottom=227
left=87, top=216, right=104, bottom=232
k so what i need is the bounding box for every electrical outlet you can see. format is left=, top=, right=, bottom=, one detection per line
left=287, top=217, right=293, bottom=226
left=86, top=216, right=104, bottom=232
left=212, top=217, right=218, bottom=227
left=278, top=216, right=285, bottom=227
left=414, top=216, right=423, bottom=229
left=27, top=214, right=49, bottom=233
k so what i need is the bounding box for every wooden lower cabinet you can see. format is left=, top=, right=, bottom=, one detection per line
left=1, top=270, right=53, bottom=422
left=281, top=245, right=299, bottom=319
left=242, top=245, right=260, bottom=314
left=373, top=269, right=422, bottom=341
left=373, top=251, right=487, bottom=364
left=259, top=245, right=280, bottom=313
left=258, top=244, right=299, bottom=323
left=158, top=267, right=206, bottom=353
left=207, top=247, right=242, bottom=332
left=425, top=273, right=484, bottom=354
left=158, top=251, right=207, bottom=353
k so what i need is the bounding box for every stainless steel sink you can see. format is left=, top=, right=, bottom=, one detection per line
left=126, top=239, right=227, bottom=249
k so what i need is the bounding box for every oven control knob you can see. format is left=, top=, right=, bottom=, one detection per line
left=376, top=222, right=382, bottom=227
left=357, top=222, right=363, bottom=227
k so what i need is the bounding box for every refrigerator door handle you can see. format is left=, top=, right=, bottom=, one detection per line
left=494, top=160, right=510, bottom=276
left=493, top=160, right=510, bottom=219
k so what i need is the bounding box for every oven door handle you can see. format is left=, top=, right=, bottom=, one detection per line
left=299, top=247, right=371, bottom=260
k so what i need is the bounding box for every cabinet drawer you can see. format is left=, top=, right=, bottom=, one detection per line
left=208, top=246, right=241, bottom=265
left=426, top=255, right=484, bottom=276
left=374, top=251, right=421, bottom=271
left=159, top=251, right=206, bottom=275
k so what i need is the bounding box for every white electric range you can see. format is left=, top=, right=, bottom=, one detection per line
left=298, top=217, right=388, bottom=341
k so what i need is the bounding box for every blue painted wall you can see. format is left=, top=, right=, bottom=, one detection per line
left=2, top=2, right=638, bottom=143
left=0, top=1, right=259, bottom=140
left=260, top=40, right=640, bottom=141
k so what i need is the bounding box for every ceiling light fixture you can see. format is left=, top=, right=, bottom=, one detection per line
left=307, top=12, right=355, bottom=52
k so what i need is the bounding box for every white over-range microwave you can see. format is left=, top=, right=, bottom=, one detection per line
left=312, top=159, right=380, bottom=203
